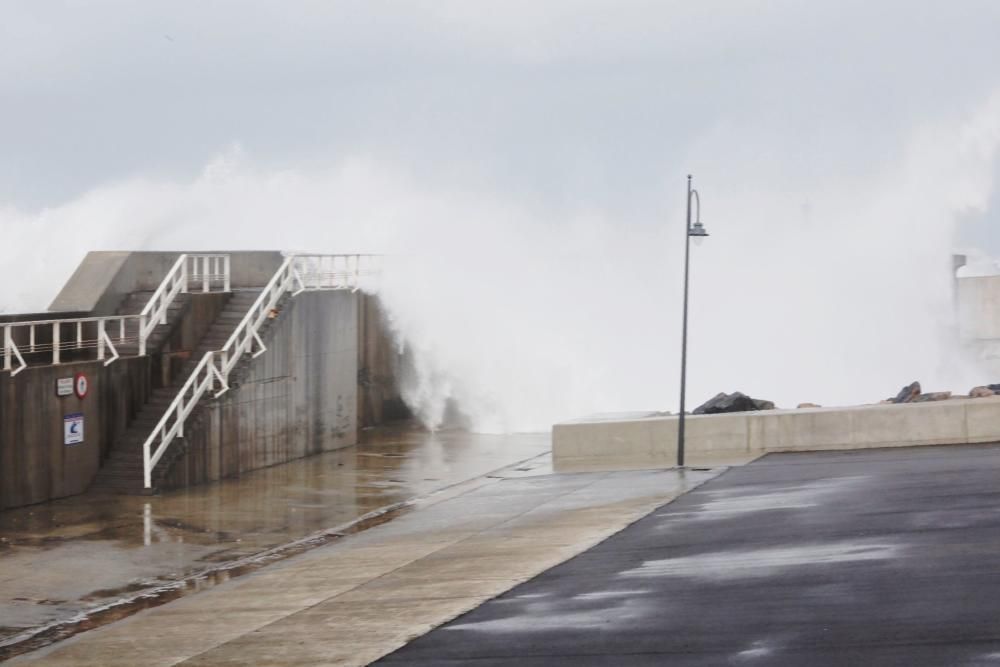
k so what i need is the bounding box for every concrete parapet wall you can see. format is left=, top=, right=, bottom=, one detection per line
left=553, top=398, right=1000, bottom=470
left=49, top=251, right=285, bottom=314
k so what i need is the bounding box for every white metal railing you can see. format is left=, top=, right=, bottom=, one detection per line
left=2, top=315, right=137, bottom=376
left=141, top=254, right=378, bottom=488
left=138, top=254, right=231, bottom=355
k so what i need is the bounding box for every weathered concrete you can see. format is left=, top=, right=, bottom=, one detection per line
left=358, top=294, right=407, bottom=427
left=7, top=462, right=720, bottom=666
left=49, top=251, right=285, bottom=315
left=0, top=292, right=230, bottom=508
left=162, top=290, right=363, bottom=488
left=0, top=357, right=151, bottom=509
left=554, top=397, right=1000, bottom=470
left=382, top=444, right=1000, bottom=666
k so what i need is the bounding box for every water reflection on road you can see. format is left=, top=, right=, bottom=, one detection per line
left=0, top=424, right=550, bottom=643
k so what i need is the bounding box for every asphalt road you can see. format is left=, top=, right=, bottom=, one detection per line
left=376, top=444, right=1000, bottom=666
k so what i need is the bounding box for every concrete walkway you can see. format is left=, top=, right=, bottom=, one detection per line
left=380, top=444, right=1000, bottom=666
left=0, top=426, right=549, bottom=655
left=9, top=463, right=719, bottom=666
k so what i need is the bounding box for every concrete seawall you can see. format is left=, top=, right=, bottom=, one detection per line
left=553, top=397, right=1000, bottom=469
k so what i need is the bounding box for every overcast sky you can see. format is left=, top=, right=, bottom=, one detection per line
left=5, top=2, right=1000, bottom=427
left=2, top=1, right=1000, bottom=250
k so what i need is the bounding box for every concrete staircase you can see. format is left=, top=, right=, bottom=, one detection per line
left=113, top=290, right=190, bottom=357
left=90, top=290, right=262, bottom=494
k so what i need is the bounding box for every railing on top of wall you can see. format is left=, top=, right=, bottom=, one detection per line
left=2, top=314, right=137, bottom=376
left=1, top=253, right=232, bottom=376
left=141, top=253, right=379, bottom=488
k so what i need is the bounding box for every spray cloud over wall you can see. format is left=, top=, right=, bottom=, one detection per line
left=3, top=3, right=1000, bottom=432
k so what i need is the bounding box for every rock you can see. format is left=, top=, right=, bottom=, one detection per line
left=797, top=402, right=822, bottom=409
left=912, top=391, right=952, bottom=403
left=891, top=381, right=921, bottom=404
left=693, top=391, right=775, bottom=415
left=989, top=384, right=1000, bottom=393
left=970, top=386, right=995, bottom=398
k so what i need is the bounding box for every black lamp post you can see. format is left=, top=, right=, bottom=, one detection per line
left=677, top=174, right=709, bottom=468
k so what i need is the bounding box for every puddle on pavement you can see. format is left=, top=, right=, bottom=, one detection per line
left=0, top=423, right=549, bottom=659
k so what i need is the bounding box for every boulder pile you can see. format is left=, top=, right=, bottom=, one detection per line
left=693, top=391, right=776, bottom=415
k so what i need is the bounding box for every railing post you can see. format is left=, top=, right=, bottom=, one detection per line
left=181, top=255, right=189, bottom=294
left=2, top=326, right=10, bottom=371
left=202, top=256, right=210, bottom=293
left=139, top=315, right=148, bottom=356
left=143, top=440, right=152, bottom=489
left=52, top=322, right=60, bottom=365
left=97, top=320, right=106, bottom=361
left=224, top=255, right=231, bottom=292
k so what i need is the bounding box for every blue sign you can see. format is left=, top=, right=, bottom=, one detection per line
left=64, top=413, right=84, bottom=445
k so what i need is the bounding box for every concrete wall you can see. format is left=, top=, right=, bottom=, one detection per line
left=357, top=294, right=408, bottom=427
left=49, top=251, right=285, bottom=314
left=553, top=398, right=1000, bottom=471
left=161, top=290, right=363, bottom=488
left=0, top=357, right=151, bottom=509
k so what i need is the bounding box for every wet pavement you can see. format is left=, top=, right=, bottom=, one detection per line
left=8, top=464, right=719, bottom=666
left=0, top=424, right=549, bottom=653
left=379, top=444, right=1000, bottom=666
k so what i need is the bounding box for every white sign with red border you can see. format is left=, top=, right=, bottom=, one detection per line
left=74, top=372, right=89, bottom=399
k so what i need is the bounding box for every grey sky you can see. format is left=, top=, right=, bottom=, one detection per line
left=2, top=1, right=1000, bottom=253
left=5, top=2, right=1000, bottom=427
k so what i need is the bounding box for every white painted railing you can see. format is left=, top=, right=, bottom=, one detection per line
left=141, top=254, right=378, bottom=488
left=138, top=254, right=231, bottom=355
left=142, top=351, right=228, bottom=487
left=2, top=315, right=136, bottom=376
left=2, top=253, right=232, bottom=376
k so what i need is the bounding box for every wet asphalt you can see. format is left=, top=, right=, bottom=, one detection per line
left=377, top=444, right=1000, bottom=666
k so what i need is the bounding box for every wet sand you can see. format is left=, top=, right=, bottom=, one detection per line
left=0, top=424, right=550, bottom=650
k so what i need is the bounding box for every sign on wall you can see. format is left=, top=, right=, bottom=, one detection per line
left=63, top=413, right=84, bottom=445
left=74, top=372, right=89, bottom=399
left=56, top=377, right=74, bottom=397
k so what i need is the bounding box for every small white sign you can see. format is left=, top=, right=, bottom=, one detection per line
left=56, top=378, right=74, bottom=397
left=64, top=413, right=84, bottom=445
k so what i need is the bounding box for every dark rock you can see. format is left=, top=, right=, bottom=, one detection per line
left=694, top=391, right=774, bottom=415
left=988, top=384, right=1000, bottom=393
left=912, top=391, right=952, bottom=403
left=891, top=381, right=921, bottom=404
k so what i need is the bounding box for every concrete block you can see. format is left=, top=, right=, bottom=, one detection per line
left=964, top=397, right=1000, bottom=443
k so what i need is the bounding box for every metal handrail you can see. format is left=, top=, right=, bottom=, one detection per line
left=2, top=315, right=140, bottom=376
left=138, top=254, right=231, bottom=355
left=142, top=351, right=227, bottom=488
left=139, top=253, right=378, bottom=488
left=3, top=253, right=233, bottom=375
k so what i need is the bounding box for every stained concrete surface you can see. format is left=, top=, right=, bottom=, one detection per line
left=379, top=444, right=1000, bottom=666
left=8, top=464, right=720, bottom=665
left=0, top=424, right=548, bottom=650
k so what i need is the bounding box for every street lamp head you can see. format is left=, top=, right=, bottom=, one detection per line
left=689, top=220, right=709, bottom=237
